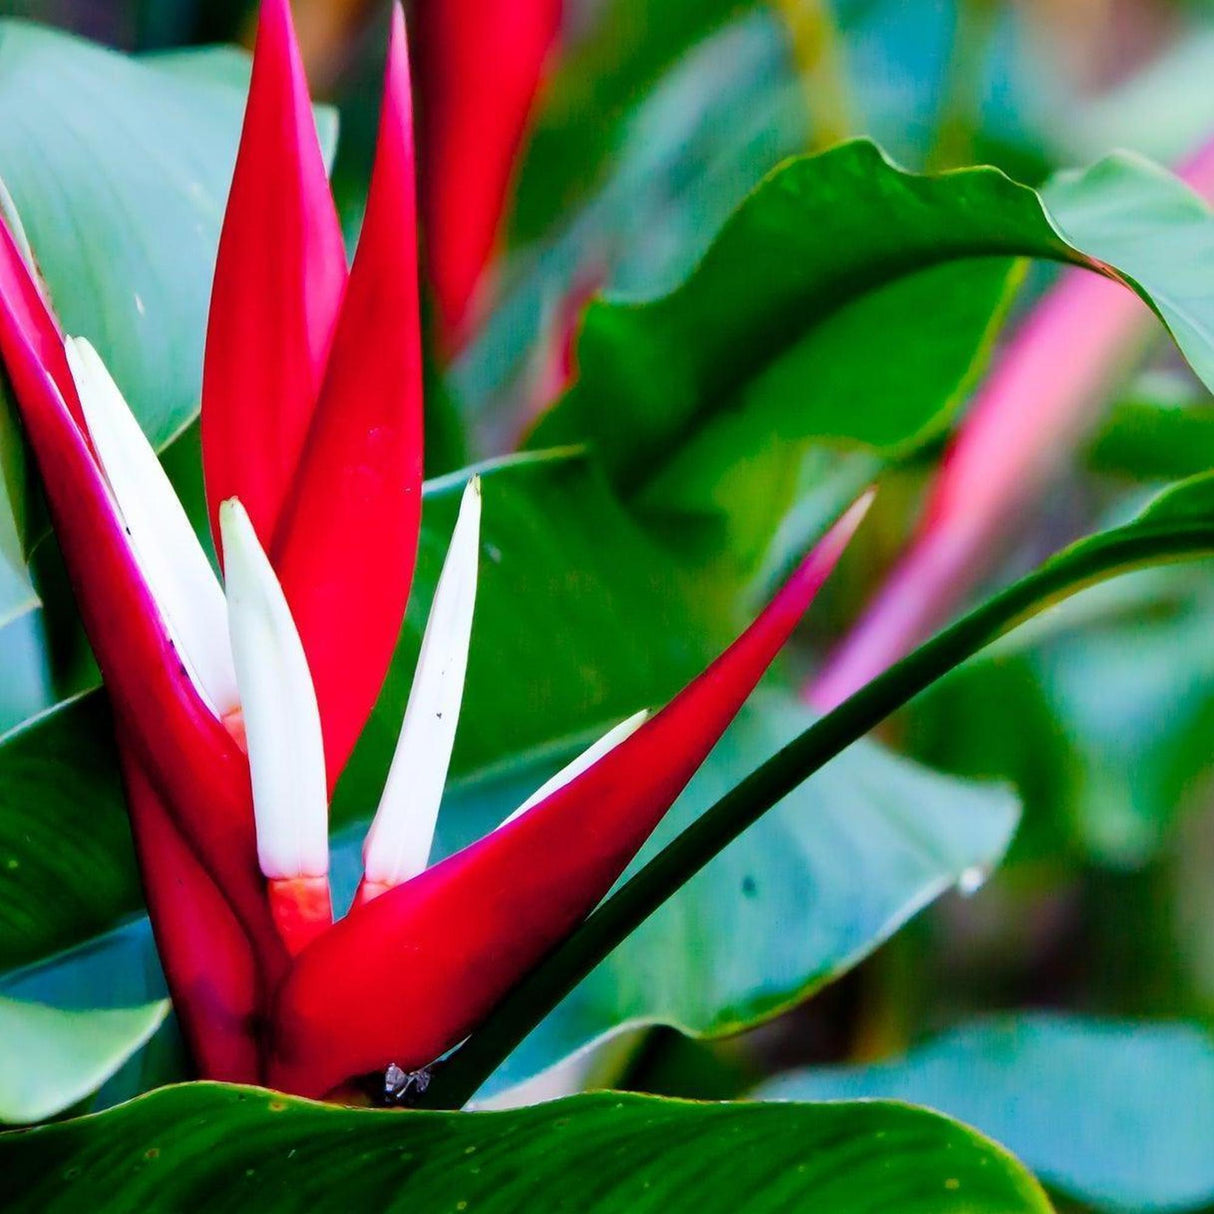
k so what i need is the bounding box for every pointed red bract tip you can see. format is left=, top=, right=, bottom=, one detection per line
left=267, top=494, right=871, bottom=1097
left=202, top=0, right=348, bottom=555
left=272, top=1, right=424, bottom=789
left=0, top=219, right=85, bottom=431
left=416, top=0, right=563, bottom=349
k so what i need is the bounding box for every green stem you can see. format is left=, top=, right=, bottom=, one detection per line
left=419, top=521, right=1214, bottom=1109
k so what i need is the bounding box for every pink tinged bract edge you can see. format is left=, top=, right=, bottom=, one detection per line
left=0, top=212, right=84, bottom=429
left=808, top=131, right=1214, bottom=713
left=201, top=0, right=348, bottom=554
left=267, top=492, right=873, bottom=1099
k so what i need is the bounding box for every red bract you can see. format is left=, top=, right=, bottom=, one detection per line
left=269, top=495, right=870, bottom=1096
left=0, top=0, right=866, bottom=1100
left=415, top=0, right=563, bottom=350
left=207, top=0, right=422, bottom=787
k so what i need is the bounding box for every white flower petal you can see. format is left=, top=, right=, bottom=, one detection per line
left=500, top=709, right=651, bottom=829
left=66, top=337, right=239, bottom=718
left=363, top=476, right=482, bottom=887
left=220, top=498, right=328, bottom=881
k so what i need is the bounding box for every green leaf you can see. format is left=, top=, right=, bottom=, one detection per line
left=470, top=691, right=1018, bottom=1099
left=0, top=1086, right=1054, bottom=1213
left=756, top=1014, right=1214, bottom=1214
left=0, top=25, right=338, bottom=630
left=0, top=694, right=134, bottom=973
left=427, top=471, right=1214, bottom=1105
left=1137, top=467, right=1214, bottom=525
left=0, top=995, right=167, bottom=1126
left=1087, top=374, right=1214, bottom=483
left=530, top=141, right=1214, bottom=532
left=0, top=24, right=233, bottom=449
left=0, top=23, right=337, bottom=449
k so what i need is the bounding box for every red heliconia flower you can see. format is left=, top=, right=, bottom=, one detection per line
left=0, top=0, right=869, bottom=1098
left=414, top=0, right=563, bottom=350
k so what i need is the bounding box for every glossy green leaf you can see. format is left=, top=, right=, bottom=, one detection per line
left=0, top=22, right=336, bottom=449
left=0, top=995, right=167, bottom=1126
left=0, top=694, right=134, bottom=973
left=0, top=24, right=337, bottom=629
left=468, top=691, right=1018, bottom=1100
left=531, top=141, right=1214, bottom=512
left=0, top=1086, right=1054, bottom=1213
left=756, top=1015, right=1214, bottom=1214
left=429, top=471, right=1214, bottom=1104
left=1087, top=374, right=1214, bottom=483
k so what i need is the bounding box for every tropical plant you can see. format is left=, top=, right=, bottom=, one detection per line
left=1, top=1, right=1213, bottom=1210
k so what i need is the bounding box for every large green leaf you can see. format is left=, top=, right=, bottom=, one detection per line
left=530, top=141, right=1214, bottom=513
left=0, top=23, right=337, bottom=628
left=0, top=694, right=134, bottom=973
left=756, top=1015, right=1214, bottom=1214
left=428, top=470, right=1214, bottom=1104
left=0, top=1086, right=1054, bottom=1213
left=468, top=691, right=1018, bottom=1099
left=0, top=995, right=167, bottom=1126
left=0, top=23, right=335, bottom=449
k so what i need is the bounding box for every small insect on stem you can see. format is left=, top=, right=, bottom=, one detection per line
left=383, top=1062, right=432, bottom=1106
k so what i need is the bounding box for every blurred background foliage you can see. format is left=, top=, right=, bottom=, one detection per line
left=2, top=0, right=1214, bottom=1208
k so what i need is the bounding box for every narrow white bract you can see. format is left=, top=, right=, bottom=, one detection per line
left=66, top=337, right=240, bottom=718
left=363, top=476, right=482, bottom=887
left=500, top=709, right=651, bottom=828
left=220, top=498, right=328, bottom=881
